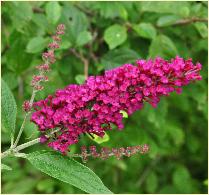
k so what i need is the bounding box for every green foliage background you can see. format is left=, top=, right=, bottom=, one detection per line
left=1, top=1, right=208, bottom=194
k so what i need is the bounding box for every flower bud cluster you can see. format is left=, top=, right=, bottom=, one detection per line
left=32, top=24, right=65, bottom=91
left=79, top=144, right=149, bottom=163
left=31, top=56, right=202, bottom=153
left=22, top=100, right=31, bottom=112
left=23, top=24, right=65, bottom=113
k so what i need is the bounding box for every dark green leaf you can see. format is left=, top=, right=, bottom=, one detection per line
left=145, top=172, right=158, bottom=193
left=167, top=124, right=185, bottom=146
left=26, top=151, right=113, bottom=194
left=133, top=23, right=156, bottom=39
left=1, top=79, right=17, bottom=137
left=37, top=179, right=55, bottom=193
left=76, top=31, right=92, bottom=47
left=149, top=34, right=178, bottom=58
left=3, top=178, right=37, bottom=193
left=32, top=13, right=49, bottom=32
left=91, top=2, right=128, bottom=20
left=172, top=165, right=192, bottom=193
left=6, top=2, right=33, bottom=31
left=45, top=2, right=62, bottom=25
left=104, top=24, right=127, bottom=49
left=141, top=2, right=190, bottom=17
left=102, top=48, right=140, bottom=69
left=61, top=5, right=89, bottom=44
left=194, top=22, right=208, bottom=38
left=26, top=37, right=48, bottom=53
left=5, top=34, right=33, bottom=73
left=2, top=73, right=18, bottom=90
left=157, top=15, right=181, bottom=27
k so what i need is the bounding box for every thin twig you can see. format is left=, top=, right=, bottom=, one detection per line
left=1, top=138, right=40, bottom=159
left=12, top=88, right=37, bottom=148
left=156, top=17, right=208, bottom=28
left=89, top=31, right=99, bottom=63
left=70, top=48, right=89, bottom=79
left=13, top=69, right=44, bottom=148
left=73, top=3, right=95, bottom=17
left=14, top=138, right=40, bottom=152
left=12, top=113, right=29, bottom=148
left=2, top=129, right=61, bottom=159
left=173, top=18, right=208, bottom=26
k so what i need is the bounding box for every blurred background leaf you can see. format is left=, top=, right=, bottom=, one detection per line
left=104, top=24, right=127, bottom=49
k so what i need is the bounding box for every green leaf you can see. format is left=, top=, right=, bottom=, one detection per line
left=92, top=2, right=128, bottom=20
left=2, top=178, right=37, bottom=193
left=159, top=185, right=178, bottom=193
left=58, top=35, right=72, bottom=50
left=194, top=22, right=208, bottom=38
left=75, top=74, right=86, bottom=84
left=141, top=2, right=190, bottom=17
left=157, top=15, right=181, bottom=27
left=76, top=31, right=92, bottom=47
left=26, top=151, right=113, bottom=194
left=172, top=165, right=192, bottom=193
left=120, top=110, right=128, bottom=118
left=5, top=33, right=33, bottom=73
left=88, top=132, right=110, bottom=144
left=37, top=179, right=55, bottom=193
left=1, top=79, right=17, bottom=137
left=26, top=37, right=48, bottom=53
left=118, top=4, right=128, bottom=20
left=104, top=24, right=127, bottom=49
left=2, top=73, right=18, bottom=90
left=149, top=34, right=178, bottom=58
left=61, top=5, right=89, bottom=44
left=1, top=164, right=12, bottom=171
left=145, top=172, right=158, bottom=193
left=167, top=124, right=185, bottom=146
left=6, top=2, right=33, bottom=31
left=102, top=48, right=140, bottom=70
left=133, top=23, right=156, bottom=39
left=32, top=13, right=49, bottom=32
left=45, top=2, right=62, bottom=25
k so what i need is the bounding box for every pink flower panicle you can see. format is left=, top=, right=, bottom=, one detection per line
left=78, top=144, right=149, bottom=163
left=31, top=24, right=65, bottom=90
left=22, top=24, right=65, bottom=115
left=31, top=56, right=202, bottom=153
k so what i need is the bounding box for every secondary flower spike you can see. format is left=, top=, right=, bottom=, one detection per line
left=31, top=56, right=202, bottom=153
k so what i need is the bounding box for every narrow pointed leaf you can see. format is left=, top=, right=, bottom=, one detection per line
left=26, top=151, right=113, bottom=194
left=1, top=79, right=17, bottom=138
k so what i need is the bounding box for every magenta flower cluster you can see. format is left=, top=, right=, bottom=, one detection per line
left=31, top=56, right=202, bottom=153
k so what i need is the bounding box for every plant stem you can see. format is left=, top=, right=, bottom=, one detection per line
left=15, top=138, right=40, bottom=152
left=2, top=129, right=61, bottom=159
left=1, top=138, right=40, bottom=159
left=12, top=113, right=29, bottom=148
left=70, top=48, right=89, bottom=79
left=13, top=89, right=37, bottom=148
left=173, top=17, right=208, bottom=26
left=1, top=150, right=12, bottom=159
